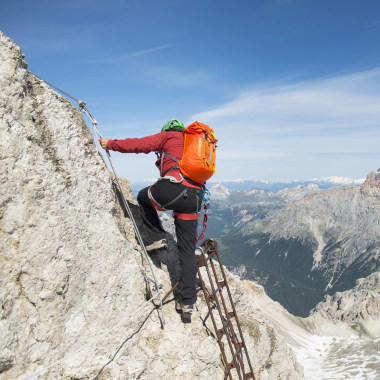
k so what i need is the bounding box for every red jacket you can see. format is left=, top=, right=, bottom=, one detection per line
left=107, top=131, right=201, bottom=188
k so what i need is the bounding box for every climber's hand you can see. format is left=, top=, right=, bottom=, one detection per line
left=99, top=138, right=110, bottom=149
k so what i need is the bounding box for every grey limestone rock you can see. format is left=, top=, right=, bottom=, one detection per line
left=266, top=172, right=380, bottom=286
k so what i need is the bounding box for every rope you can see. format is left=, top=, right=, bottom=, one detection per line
left=34, top=74, right=165, bottom=326
left=196, top=188, right=211, bottom=243
left=196, top=205, right=208, bottom=243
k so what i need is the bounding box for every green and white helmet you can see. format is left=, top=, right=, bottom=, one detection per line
left=161, top=119, right=185, bottom=132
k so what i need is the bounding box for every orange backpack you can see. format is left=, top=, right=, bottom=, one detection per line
left=160, top=121, right=218, bottom=185
left=179, top=121, right=217, bottom=184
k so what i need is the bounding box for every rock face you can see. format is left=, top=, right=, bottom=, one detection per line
left=215, top=169, right=380, bottom=316
left=311, top=271, right=380, bottom=337
left=360, top=171, right=380, bottom=209
left=242, top=278, right=380, bottom=379
left=264, top=172, right=380, bottom=313
left=0, top=31, right=303, bottom=379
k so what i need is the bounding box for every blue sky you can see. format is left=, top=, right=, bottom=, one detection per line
left=1, top=0, right=380, bottom=182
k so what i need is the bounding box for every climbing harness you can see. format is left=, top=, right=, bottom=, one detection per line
left=34, top=74, right=166, bottom=327
left=196, top=239, right=255, bottom=380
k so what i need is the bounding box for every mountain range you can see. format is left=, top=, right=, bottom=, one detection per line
left=207, top=171, right=380, bottom=317
left=131, top=176, right=365, bottom=194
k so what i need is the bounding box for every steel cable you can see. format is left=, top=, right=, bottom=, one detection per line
left=34, top=74, right=165, bottom=326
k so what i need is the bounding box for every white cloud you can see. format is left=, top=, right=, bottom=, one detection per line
left=186, top=69, right=380, bottom=179
left=192, top=69, right=380, bottom=122
left=190, top=68, right=380, bottom=153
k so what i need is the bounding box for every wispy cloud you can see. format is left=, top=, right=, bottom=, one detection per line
left=190, top=68, right=380, bottom=152
left=95, top=43, right=177, bottom=63
left=128, top=43, right=177, bottom=57
left=136, top=63, right=213, bottom=88
left=192, top=69, right=380, bottom=122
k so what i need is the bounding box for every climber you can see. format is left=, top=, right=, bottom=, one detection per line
left=99, top=119, right=203, bottom=323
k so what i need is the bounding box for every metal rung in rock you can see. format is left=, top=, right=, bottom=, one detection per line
left=217, top=328, right=226, bottom=336
left=196, top=239, right=256, bottom=380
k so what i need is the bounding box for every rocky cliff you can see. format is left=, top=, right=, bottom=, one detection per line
left=311, top=271, right=380, bottom=337
left=0, top=31, right=303, bottom=379
left=242, top=278, right=380, bottom=379
left=216, top=169, right=380, bottom=316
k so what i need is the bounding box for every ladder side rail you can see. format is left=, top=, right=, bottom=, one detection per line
left=196, top=265, right=235, bottom=380
left=197, top=248, right=240, bottom=379
left=200, top=246, right=243, bottom=380
left=202, top=242, right=247, bottom=377
left=212, top=243, right=256, bottom=379
left=208, top=255, right=247, bottom=375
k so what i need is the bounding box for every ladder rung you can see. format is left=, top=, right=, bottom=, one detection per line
left=207, top=251, right=217, bottom=259
left=206, top=293, right=215, bottom=302
left=216, top=328, right=226, bottom=336
left=227, top=311, right=236, bottom=319
left=196, top=255, right=206, bottom=267
left=227, top=362, right=237, bottom=370
left=224, top=312, right=237, bottom=329
left=197, top=239, right=255, bottom=379
left=215, top=285, right=223, bottom=293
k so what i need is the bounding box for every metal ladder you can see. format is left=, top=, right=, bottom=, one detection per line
left=196, top=239, right=255, bottom=380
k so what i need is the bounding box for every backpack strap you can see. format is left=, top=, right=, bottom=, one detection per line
left=158, top=150, right=180, bottom=176
left=158, top=150, right=205, bottom=188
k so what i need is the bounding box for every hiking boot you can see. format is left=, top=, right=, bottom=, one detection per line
left=175, top=301, right=194, bottom=324
left=145, top=239, right=168, bottom=252
left=175, top=300, right=183, bottom=313
left=181, top=304, right=194, bottom=324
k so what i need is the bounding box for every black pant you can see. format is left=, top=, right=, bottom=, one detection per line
left=137, top=179, right=202, bottom=305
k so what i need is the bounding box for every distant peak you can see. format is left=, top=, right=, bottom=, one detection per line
left=361, top=171, right=380, bottom=190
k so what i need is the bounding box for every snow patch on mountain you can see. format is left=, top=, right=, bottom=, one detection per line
left=311, top=176, right=365, bottom=185
left=312, top=272, right=380, bottom=338
left=243, top=279, right=380, bottom=379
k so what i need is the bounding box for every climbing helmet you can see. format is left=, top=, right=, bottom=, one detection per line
left=161, top=119, right=185, bottom=132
